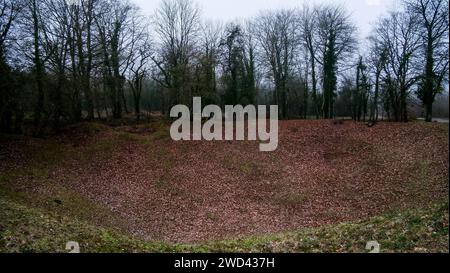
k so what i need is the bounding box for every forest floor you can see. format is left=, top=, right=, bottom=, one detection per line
left=0, top=120, right=448, bottom=252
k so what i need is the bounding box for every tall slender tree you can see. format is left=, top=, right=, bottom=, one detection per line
left=254, top=9, right=299, bottom=119
left=316, top=5, right=357, bottom=119
left=405, top=0, right=449, bottom=122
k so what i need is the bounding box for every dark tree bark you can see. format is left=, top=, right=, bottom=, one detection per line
left=31, top=0, right=45, bottom=135
left=406, top=0, right=449, bottom=122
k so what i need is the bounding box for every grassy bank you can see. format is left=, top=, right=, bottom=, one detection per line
left=1, top=121, right=448, bottom=253
left=1, top=192, right=448, bottom=253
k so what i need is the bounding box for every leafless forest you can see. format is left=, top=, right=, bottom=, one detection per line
left=0, top=0, right=448, bottom=134
left=0, top=0, right=449, bottom=254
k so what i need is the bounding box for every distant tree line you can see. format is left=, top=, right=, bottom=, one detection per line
left=0, top=0, right=448, bottom=134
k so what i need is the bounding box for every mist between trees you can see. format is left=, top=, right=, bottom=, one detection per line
left=0, top=0, right=448, bottom=135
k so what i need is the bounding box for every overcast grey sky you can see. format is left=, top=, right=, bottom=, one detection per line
left=131, top=0, right=400, bottom=42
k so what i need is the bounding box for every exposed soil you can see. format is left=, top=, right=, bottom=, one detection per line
left=1, top=120, right=448, bottom=243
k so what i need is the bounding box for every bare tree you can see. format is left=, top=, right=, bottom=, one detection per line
left=254, top=9, right=299, bottom=119
left=299, top=4, right=320, bottom=118
left=316, top=4, right=357, bottom=119
left=405, top=0, right=449, bottom=122
left=193, top=20, right=222, bottom=105
left=39, top=0, right=72, bottom=130
left=76, top=0, right=96, bottom=120
left=152, top=0, right=200, bottom=111
left=0, top=0, right=23, bottom=133
left=367, top=34, right=388, bottom=122
left=28, top=0, right=46, bottom=134
left=0, top=0, right=22, bottom=55
left=95, top=0, right=135, bottom=119
left=374, top=11, right=421, bottom=122
left=354, top=56, right=370, bottom=122
left=126, top=13, right=152, bottom=122
left=3, top=0, right=447, bottom=130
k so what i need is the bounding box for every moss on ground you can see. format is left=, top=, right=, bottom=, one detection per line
left=1, top=192, right=448, bottom=253
left=1, top=122, right=448, bottom=253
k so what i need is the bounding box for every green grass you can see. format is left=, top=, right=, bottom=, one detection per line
left=1, top=191, right=447, bottom=253
left=0, top=196, right=183, bottom=253
left=0, top=121, right=173, bottom=227
left=1, top=122, right=448, bottom=253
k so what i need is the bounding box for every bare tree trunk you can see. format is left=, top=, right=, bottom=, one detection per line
left=31, top=0, right=45, bottom=135
left=372, top=71, right=381, bottom=121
